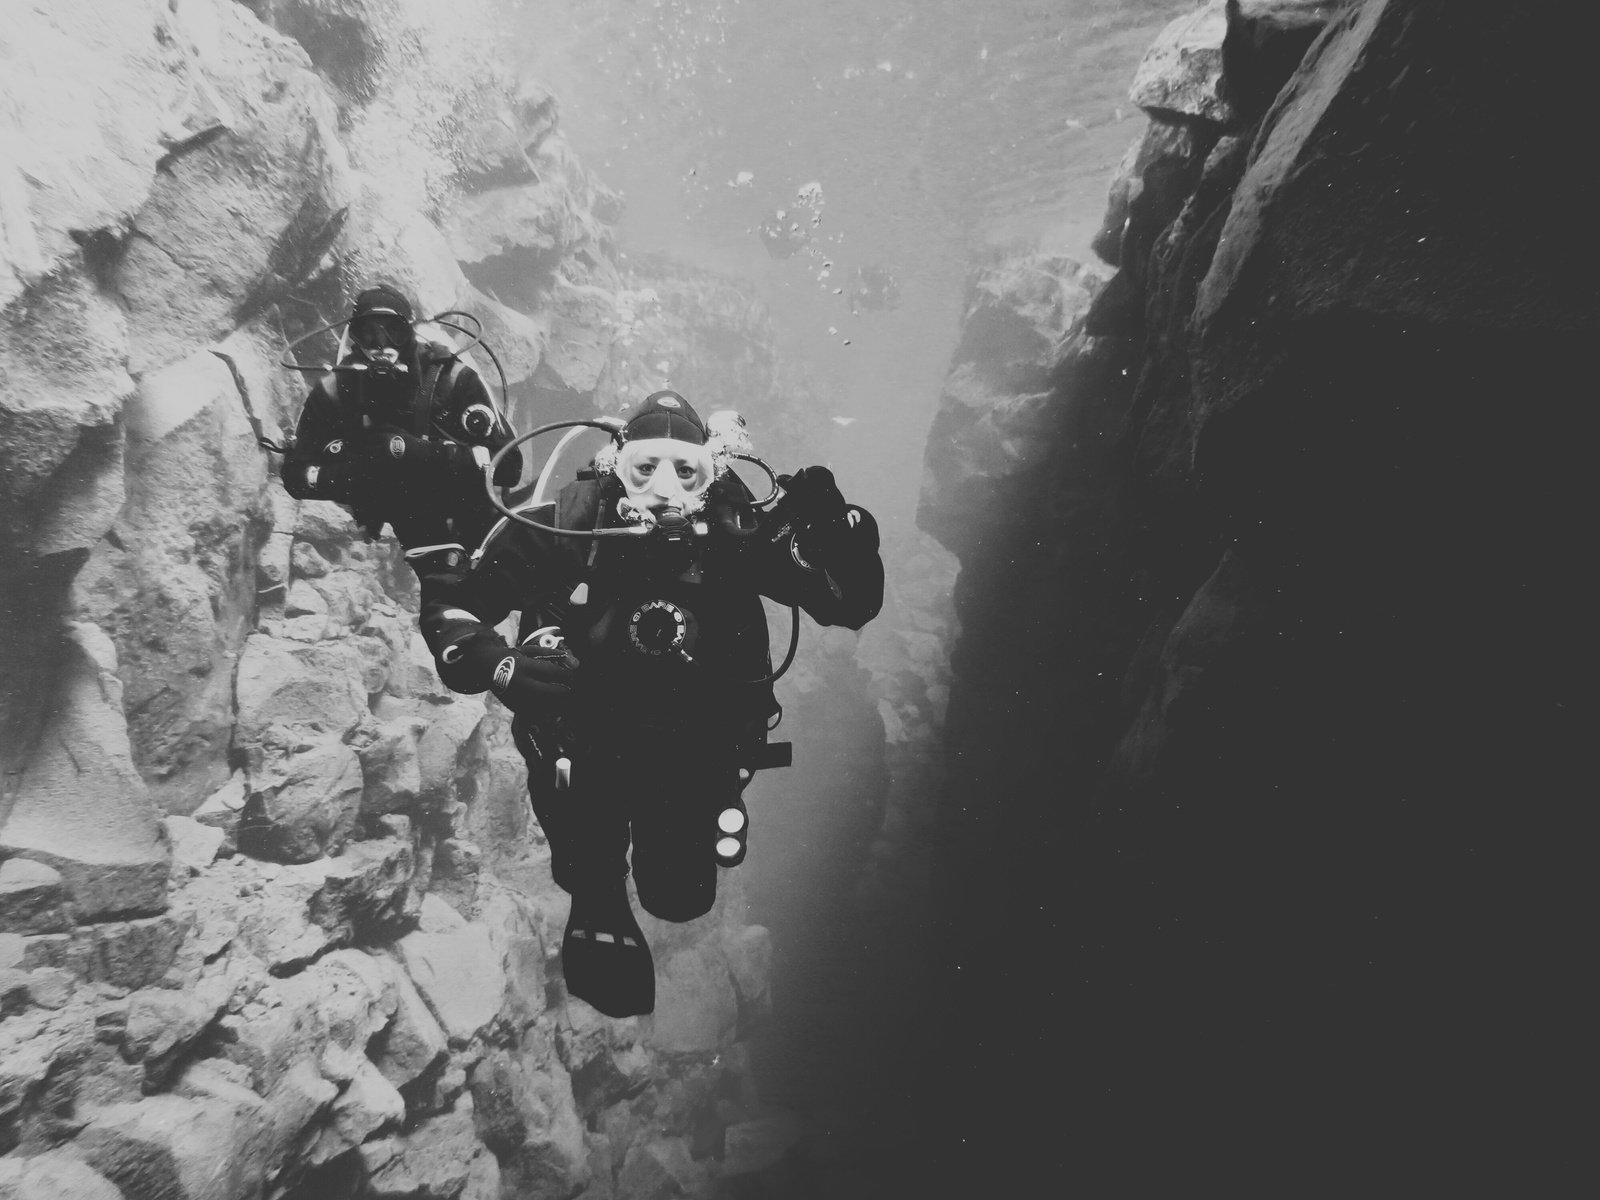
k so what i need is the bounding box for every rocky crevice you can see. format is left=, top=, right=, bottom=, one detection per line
left=1, top=4, right=787, bottom=1197
left=916, top=0, right=1593, bottom=1189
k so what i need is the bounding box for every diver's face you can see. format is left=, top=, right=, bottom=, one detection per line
left=618, top=438, right=713, bottom=515
left=350, top=314, right=410, bottom=358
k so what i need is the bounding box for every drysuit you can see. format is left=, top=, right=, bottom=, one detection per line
left=279, top=286, right=522, bottom=569
left=415, top=394, right=883, bottom=1016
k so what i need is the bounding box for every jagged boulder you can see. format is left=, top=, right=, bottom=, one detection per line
left=471, top=1036, right=589, bottom=1199
left=395, top=907, right=506, bottom=1046
left=0, top=1152, right=122, bottom=1200
left=114, top=5, right=355, bottom=378
left=238, top=741, right=365, bottom=864
left=0, top=860, right=71, bottom=936
left=75, top=1090, right=275, bottom=1200
left=918, top=253, right=1102, bottom=563
left=1129, top=0, right=1233, bottom=125
left=360, top=1101, right=501, bottom=1200
left=367, top=952, right=448, bottom=1091
left=0, top=622, right=169, bottom=920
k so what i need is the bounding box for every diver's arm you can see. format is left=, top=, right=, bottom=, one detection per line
left=437, top=363, right=523, bottom=488
left=416, top=531, right=576, bottom=710
left=280, top=377, right=377, bottom=504
left=754, top=468, right=885, bottom=630
left=417, top=550, right=518, bottom=694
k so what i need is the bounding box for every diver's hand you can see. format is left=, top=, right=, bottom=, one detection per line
left=487, top=646, right=579, bottom=716
left=775, top=466, right=858, bottom=564
left=776, top=466, right=849, bottom=526
left=367, top=427, right=485, bottom=496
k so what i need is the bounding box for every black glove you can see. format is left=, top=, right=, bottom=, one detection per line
left=487, top=643, right=579, bottom=717
left=776, top=466, right=849, bottom=526
left=365, top=427, right=484, bottom=500
left=773, top=466, right=855, bottom=563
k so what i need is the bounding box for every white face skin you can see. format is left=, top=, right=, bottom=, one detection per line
left=616, top=437, right=714, bottom=519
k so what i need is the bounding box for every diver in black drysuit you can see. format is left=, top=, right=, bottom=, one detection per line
left=416, top=392, right=884, bottom=1016
left=279, top=284, right=522, bottom=574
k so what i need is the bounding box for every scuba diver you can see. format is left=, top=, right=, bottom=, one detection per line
left=417, top=391, right=883, bottom=1017
left=278, top=284, right=523, bottom=573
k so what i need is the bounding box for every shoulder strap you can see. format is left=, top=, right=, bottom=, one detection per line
left=412, top=359, right=450, bottom=437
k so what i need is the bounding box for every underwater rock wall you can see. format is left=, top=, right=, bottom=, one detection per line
left=920, top=0, right=1594, bottom=1190
left=0, top=4, right=779, bottom=1197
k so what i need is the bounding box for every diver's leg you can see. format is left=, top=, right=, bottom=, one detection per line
left=514, top=722, right=653, bottom=1015
left=630, top=756, right=734, bottom=923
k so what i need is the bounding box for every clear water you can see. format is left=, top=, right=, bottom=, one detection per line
left=505, top=0, right=1187, bottom=528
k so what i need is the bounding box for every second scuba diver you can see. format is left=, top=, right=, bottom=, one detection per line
left=416, top=391, right=884, bottom=1016
left=279, top=284, right=523, bottom=575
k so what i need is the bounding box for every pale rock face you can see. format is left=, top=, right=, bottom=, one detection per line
left=0, top=1152, right=123, bottom=1200
left=0, top=859, right=70, bottom=937
left=0, top=622, right=170, bottom=921
left=75, top=1090, right=275, bottom=1200
left=240, top=740, right=365, bottom=863
left=396, top=919, right=506, bottom=1045
left=367, top=951, right=449, bottom=1090
left=1129, top=0, right=1233, bottom=125
left=361, top=1102, right=502, bottom=1200
left=0, top=0, right=777, bottom=1192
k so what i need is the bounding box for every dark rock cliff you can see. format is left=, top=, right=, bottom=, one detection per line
left=919, top=1, right=1593, bottom=1190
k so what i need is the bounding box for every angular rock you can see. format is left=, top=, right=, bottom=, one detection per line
left=123, top=987, right=220, bottom=1088
left=0, top=970, right=30, bottom=1017
left=284, top=578, right=328, bottom=618
left=476, top=881, right=547, bottom=1028
left=416, top=893, right=467, bottom=934
left=113, top=11, right=355, bottom=377
left=90, top=915, right=191, bottom=990
left=430, top=838, right=482, bottom=913
left=23, top=967, right=74, bottom=1011
left=217, top=973, right=329, bottom=1094
left=0, top=858, right=70, bottom=935
left=648, top=945, right=737, bottom=1054
left=918, top=254, right=1102, bottom=561
left=368, top=952, right=448, bottom=1091
left=618, top=1138, right=702, bottom=1200
left=723, top=924, right=773, bottom=1025
left=1130, top=0, right=1233, bottom=125
left=193, top=837, right=414, bottom=976
left=257, top=1055, right=339, bottom=1170
left=0, top=622, right=169, bottom=920
left=161, top=816, right=225, bottom=877
left=1223, top=0, right=1342, bottom=121
left=310, top=1057, right=405, bottom=1165
left=0, top=1006, right=94, bottom=1130
left=471, top=1042, right=589, bottom=1198
left=0, top=1151, right=123, bottom=1200
left=233, top=633, right=369, bottom=748
left=75, top=1090, right=274, bottom=1200
left=76, top=345, right=274, bottom=813
left=303, top=948, right=396, bottom=1053
left=191, top=773, right=248, bottom=848
left=238, top=741, right=364, bottom=864
left=361, top=1102, right=500, bottom=1200
left=357, top=717, right=426, bottom=815
left=396, top=921, right=505, bottom=1044
left=0, top=266, right=132, bottom=529
left=416, top=694, right=491, bottom=806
